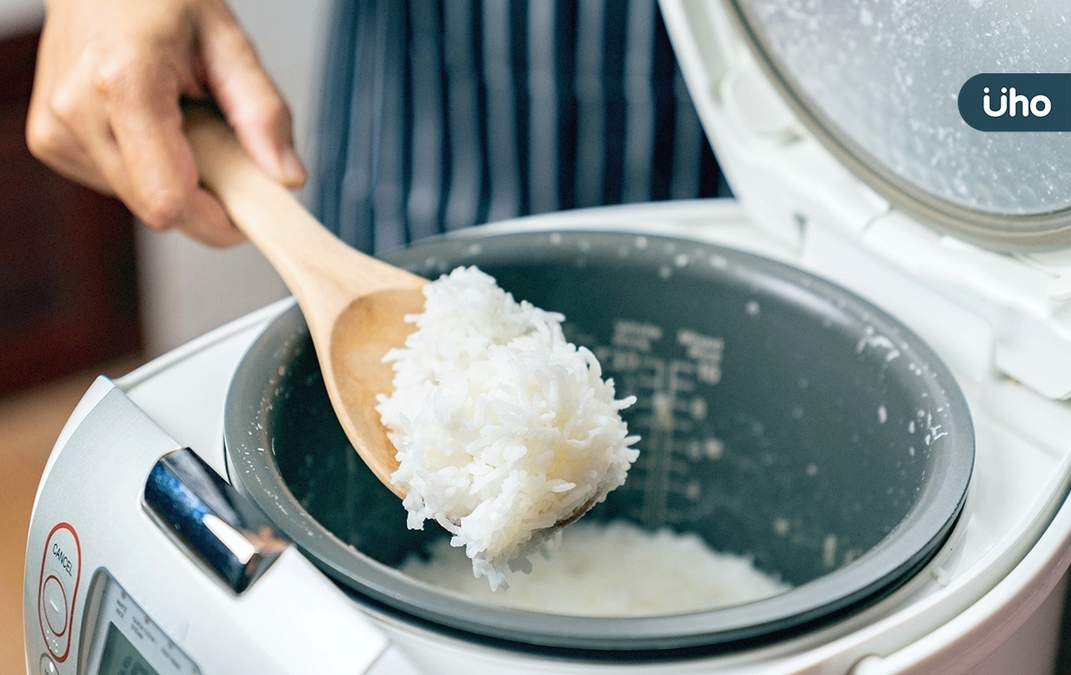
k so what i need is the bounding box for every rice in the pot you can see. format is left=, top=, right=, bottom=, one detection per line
left=377, top=266, right=639, bottom=590
left=401, top=520, right=791, bottom=615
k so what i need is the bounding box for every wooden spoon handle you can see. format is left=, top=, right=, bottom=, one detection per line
left=183, top=108, right=422, bottom=327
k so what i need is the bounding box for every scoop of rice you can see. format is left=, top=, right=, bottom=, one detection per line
left=376, top=266, right=639, bottom=590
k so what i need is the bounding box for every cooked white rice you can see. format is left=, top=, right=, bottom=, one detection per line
left=401, top=520, right=791, bottom=615
left=377, top=266, right=639, bottom=590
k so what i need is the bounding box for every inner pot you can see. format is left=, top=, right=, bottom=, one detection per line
left=224, top=229, right=973, bottom=657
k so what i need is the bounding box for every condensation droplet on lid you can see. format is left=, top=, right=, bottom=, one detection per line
left=791, top=405, right=804, bottom=419
left=659, top=265, right=672, bottom=279
left=745, top=300, right=760, bottom=317
left=467, top=243, right=483, bottom=256
left=822, top=534, right=838, bottom=568
left=674, top=253, right=689, bottom=268
left=549, top=232, right=563, bottom=246
left=710, top=254, right=728, bottom=268
left=798, top=378, right=809, bottom=389
left=635, top=236, right=648, bottom=249
left=909, top=446, right=916, bottom=456
left=578, top=239, right=592, bottom=252
left=878, top=405, right=888, bottom=424
left=773, top=518, right=790, bottom=536
left=806, top=463, right=818, bottom=477
left=908, top=420, right=916, bottom=434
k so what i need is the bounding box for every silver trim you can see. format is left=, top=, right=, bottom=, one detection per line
left=143, top=449, right=289, bottom=594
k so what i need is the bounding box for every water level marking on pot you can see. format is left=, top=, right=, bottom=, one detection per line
left=589, top=319, right=728, bottom=528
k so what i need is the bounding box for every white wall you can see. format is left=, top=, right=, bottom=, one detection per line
left=139, top=0, right=335, bottom=356
left=0, top=0, right=42, bottom=39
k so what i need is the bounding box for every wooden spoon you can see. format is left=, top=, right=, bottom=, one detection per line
left=184, top=109, right=421, bottom=496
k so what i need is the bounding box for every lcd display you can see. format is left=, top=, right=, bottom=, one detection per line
left=97, top=623, right=160, bottom=675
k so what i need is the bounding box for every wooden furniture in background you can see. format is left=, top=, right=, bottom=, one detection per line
left=0, top=30, right=140, bottom=396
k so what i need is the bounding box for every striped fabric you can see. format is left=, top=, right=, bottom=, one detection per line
left=313, top=0, right=726, bottom=254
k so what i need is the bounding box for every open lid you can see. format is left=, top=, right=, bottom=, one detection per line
left=718, top=0, right=1071, bottom=252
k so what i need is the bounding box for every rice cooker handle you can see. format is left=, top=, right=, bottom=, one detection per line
left=143, top=448, right=290, bottom=594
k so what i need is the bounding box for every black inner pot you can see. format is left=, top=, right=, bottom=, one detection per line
left=224, top=229, right=973, bottom=658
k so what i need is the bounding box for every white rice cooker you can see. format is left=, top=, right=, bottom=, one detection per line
left=23, top=1, right=1071, bottom=673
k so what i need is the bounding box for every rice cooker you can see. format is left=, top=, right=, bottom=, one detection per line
left=23, top=1, right=1071, bottom=674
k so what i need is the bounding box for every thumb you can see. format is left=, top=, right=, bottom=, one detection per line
left=196, top=6, right=306, bottom=188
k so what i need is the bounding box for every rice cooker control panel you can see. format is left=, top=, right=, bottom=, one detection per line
left=26, top=379, right=392, bottom=675
left=81, top=571, right=201, bottom=675
left=23, top=384, right=260, bottom=675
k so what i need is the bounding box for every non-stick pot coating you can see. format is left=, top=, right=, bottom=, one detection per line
left=224, top=229, right=973, bottom=656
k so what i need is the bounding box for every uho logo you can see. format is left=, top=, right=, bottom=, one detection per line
left=959, top=74, right=1070, bottom=131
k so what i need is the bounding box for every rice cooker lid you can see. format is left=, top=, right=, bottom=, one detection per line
left=715, top=0, right=1071, bottom=252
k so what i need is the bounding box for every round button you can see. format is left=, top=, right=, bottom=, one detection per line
left=42, top=576, right=68, bottom=636
left=39, top=654, right=58, bottom=675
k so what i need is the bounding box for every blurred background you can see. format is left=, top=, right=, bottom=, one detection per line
left=5, top=1, right=1071, bottom=673
left=0, top=0, right=332, bottom=669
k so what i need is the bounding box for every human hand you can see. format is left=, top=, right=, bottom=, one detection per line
left=26, top=0, right=306, bottom=246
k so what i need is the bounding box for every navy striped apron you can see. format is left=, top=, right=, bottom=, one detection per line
left=312, top=0, right=727, bottom=254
